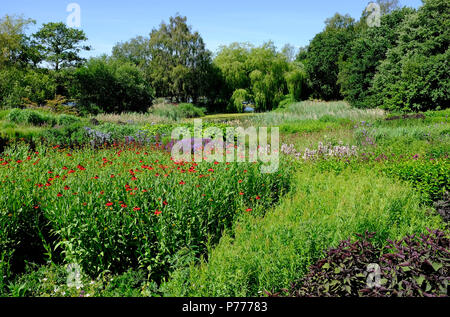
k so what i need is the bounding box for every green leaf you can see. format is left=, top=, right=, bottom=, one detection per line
left=415, top=275, right=425, bottom=286
left=431, top=262, right=443, bottom=272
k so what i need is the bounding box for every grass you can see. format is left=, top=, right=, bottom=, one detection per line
left=248, top=101, right=385, bottom=127
left=161, top=165, right=443, bottom=297
left=94, top=112, right=172, bottom=125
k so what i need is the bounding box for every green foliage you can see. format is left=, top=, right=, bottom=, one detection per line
left=149, top=103, right=205, bottom=121
left=382, top=158, right=450, bottom=204
left=277, top=95, right=296, bottom=109
left=162, top=167, right=442, bottom=296
left=371, top=0, right=450, bottom=112
left=229, top=89, right=249, bottom=113
left=284, top=62, right=307, bottom=101
left=73, top=56, right=154, bottom=113
left=146, top=15, right=213, bottom=103
left=306, top=14, right=356, bottom=100
left=7, top=108, right=56, bottom=126
left=214, top=42, right=300, bottom=111
left=0, top=67, right=56, bottom=108
left=32, top=22, right=90, bottom=71
left=0, top=14, right=35, bottom=67
left=338, top=8, right=415, bottom=108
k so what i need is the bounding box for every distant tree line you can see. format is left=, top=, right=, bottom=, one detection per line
left=0, top=0, right=447, bottom=114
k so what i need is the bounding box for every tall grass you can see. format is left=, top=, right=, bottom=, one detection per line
left=94, top=112, right=172, bottom=125
left=250, top=101, right=385, bottom=126
left=162, top=165, right=443, bottom=297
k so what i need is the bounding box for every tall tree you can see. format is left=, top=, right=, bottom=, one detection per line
left=0, top=14, right=35, bottom=67
left=371, top=0, right=450, bottom=111
left=338, top=7, right=415, bottom=108
left=147, top=15, right=212, bottom=103
left=306, top=13, right=356, bottom=100
left=33, top=22, right=90, bottom=71
left=112, top=35, right=151, bottom=69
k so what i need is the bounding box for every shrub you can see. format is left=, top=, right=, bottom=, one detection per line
left=281, top=229, right=449, bottom=297
left=7, top=108, right=56, bottom=126
left=56, top=114, right=81, bottom=126
left=382, top=158, right=450, bottom=204
left=72, top=57, right=154, bottom=113
left=150, top=103, right=205, bottom=121
left=177, top=103, right=205, bottom=118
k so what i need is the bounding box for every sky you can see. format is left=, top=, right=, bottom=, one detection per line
left=1, top=0, right=423, bottom=58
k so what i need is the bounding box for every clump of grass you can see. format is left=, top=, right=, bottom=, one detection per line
left=161, top=166, right=443, bottom=297
left=149, top=103, right=206, bottom=121
left=249, top=101, right=385, bottom=126
left=94, top=112, right=172, bottom=125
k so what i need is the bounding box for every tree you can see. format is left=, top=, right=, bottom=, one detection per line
left=371, top=0, right=450, bottom=111
left=214, top=42, right=252, bottom=98
left=338, top=7, right=415, bottom=108
left=285, top=61, right=307, bottom=101
left=0, top=14, right=35, bottom=67
left=72, top=56, right=154, bottom=113
left=306, top=13, right=356, bottom=100
left=33, top=22, right=90, bottom=71
left=147, top=15, right=212, bottom=103
left=112, top=35, right=151, bottom=69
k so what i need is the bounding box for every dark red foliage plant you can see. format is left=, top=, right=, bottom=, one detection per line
left=273, top=229, right=449, bottom=297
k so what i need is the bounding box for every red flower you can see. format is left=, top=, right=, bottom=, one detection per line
left=246, top=208, right=253, bottom=212
left=133, top=207, right=141, bottom=211
left=179, top=181, right=186, bottom=185
left=77, top=164, right=86, bottom=171
left=154, top=210, right=162, bottom=215
left=110, top=174, right=115, bottom=178
left=208, top=168, right=214, bottom=172
left=57, top=193, right=63, bottom=197
left=121, top=204, right=127, bottom=208
left=106, top=202, right=113, bottom=207
left=256, top=196, right=261, bottom=200
left=163, top=201, right=168, bottom=206
left=239, top=192, right=244, bottom=195
left=64, top=186, right=70, bottom=190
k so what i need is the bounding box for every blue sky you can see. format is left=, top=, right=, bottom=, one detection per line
left=1, top=0, right=423, bottom=57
